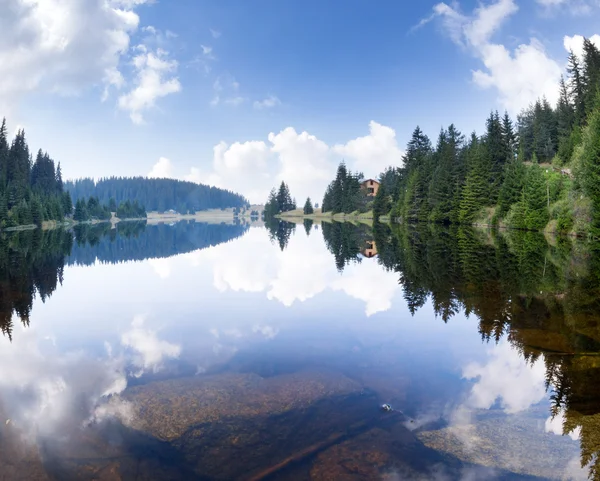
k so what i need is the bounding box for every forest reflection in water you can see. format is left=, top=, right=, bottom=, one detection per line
left=0, top=220, right=248, bottom=340
left=1, top=218, right=600, bottom=479
left=296, top=219, right=600, bottom=480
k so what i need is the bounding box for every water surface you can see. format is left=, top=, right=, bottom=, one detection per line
left=0, top=219, right=598, bottom=480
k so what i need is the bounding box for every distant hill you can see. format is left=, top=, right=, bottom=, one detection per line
left=65, top=176, right=248, bottom=213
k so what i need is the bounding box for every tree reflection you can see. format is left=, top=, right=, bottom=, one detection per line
left=372, top=222, right=600, bottom=479
left=265, top=217, right=295, bottom=251
left=0, top=221, right=249, bottom=340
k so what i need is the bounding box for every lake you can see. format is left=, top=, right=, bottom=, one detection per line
left=0, top=219, right=598, bottom=480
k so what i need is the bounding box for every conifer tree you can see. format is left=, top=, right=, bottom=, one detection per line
left=459, top=135, right=488, bottom=223
left=583, top=38, right=600, bottom=118
left=568, top=50, right=587, bottom=126
left=303, top=197, right=314, bottom=215
left=498, top=156, right=527, bottom=216
left=579, top=95, right=600, bottom=234
left=486, top=111, right=507, bottom=199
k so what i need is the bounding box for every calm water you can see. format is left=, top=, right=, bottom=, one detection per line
left=0, top=219, right=599, bottom=480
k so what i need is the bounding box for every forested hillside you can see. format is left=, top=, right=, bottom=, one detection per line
left=370, top=39, right=600, bottom=236
left=317, top=38, right=600, bottom=238
left=65, top=177, right=248, bottom=214
left=0, top=119, right=72, bottom=228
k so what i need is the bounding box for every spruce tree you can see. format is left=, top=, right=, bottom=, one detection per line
left=303, top=197, right=314, bottom=215
left=523, top=165, right=549, bottom=229
left=583, top=38, right=600, bottom=118
left=486, top=111, right=507, bottom=199
left=0, top=118, right=8, bottom=185
left=498, top=156, right=527, bottom=216
left=557, top=76, right=576, bottom=162
left=459, top=135, right=488, bottom=223
left=579, top=95, right=600, bottom=234
left=568, top=50, right=586, bottom=126
left=373, top=181, right=391, bottom=219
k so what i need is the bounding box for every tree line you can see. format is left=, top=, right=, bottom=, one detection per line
left=66, top=176, right=248, bottom=214
left=0, top=119, right=73, bottom=228
left=321, top=38, right=600, bottom=237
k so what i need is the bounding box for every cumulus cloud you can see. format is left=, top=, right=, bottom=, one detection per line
left=117, top=48, right=181, bottom=124
left=121, top=315, right=181, bottom=376
left=148, top=156, right=174, bottom=178
left=462, top=340, right=547, bottom=413
left=564, top=34, right=600, bottom=61
left=333, top=121, right=404, bottom=175
left=189, top=121, right=404, bottom=204
left=418, top=0, right=565, bottom=113
left=0, top=0, right=180, bottom=121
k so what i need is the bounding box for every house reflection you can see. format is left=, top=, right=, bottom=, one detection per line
left=361, top=240, right=378, bottom=259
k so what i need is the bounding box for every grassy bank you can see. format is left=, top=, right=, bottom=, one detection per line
left=278, top=208, right=373, bottom=225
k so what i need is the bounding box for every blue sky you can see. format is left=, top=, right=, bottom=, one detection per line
left=2, top=0, right=599, bottom=203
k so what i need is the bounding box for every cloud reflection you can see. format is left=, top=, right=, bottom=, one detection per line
left=197, top=225, right=400, bottom=316
left=462, top=339, right=546, bottom=413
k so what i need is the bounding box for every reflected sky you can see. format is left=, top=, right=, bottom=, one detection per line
left=0, top=222, right=590, bottom=480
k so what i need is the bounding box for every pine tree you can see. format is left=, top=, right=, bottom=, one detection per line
left=62, top=192, right=73, bottom=216
left=583, top=38, right=600, bottom=118
left=459, top=135, right=488, bottom=223
left=579, top=95, right=600, bottom=234
left=0, top=118, right=8, bottom=185
left=557, top=76, right=576, bottom=162
left=568, top=50, right=586, bottom=126
left=373, top=181, right=391, bottom=219
left=55, top=162, right=63, bottom=192
left=502, top=112, right=516, bottom=162
left=486, top=111, right=507, bottom=200
left=429, top=125, right=464, bottom=223
left=30, top=196, right=44, bottom=227
left=264, top=188, right=279, bottom=219
left=498, top=156, right=527, bottom=216
left=74, top=199, right=89, bottom=222
left=303, top=197, right=314, bottom=215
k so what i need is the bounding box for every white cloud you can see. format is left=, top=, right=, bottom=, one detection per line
left=0, top=0, right=157, bottom=114
left=189, top=121, right=403, bottom=204
left=254, top=95, right=282, bottom=109
left=147, top=258, right=172, bottom=279
left=148, top=156, right=174, bottom=178
left=564, top=34, right=600, bottom=60
left=462, top=340, right=547, bottom=413
left=117, top=48, right=181, bottom=124
left=210, top=225, right=400, bottom=316
left=545, top=409, right=581, bottom=441
left=210, top=28, right=222, bottom=39
left=121, top=315, right=181, bottom=376
left=420, top=0, right=565, bottom=113
left=334, top=121, right=404, bottom=174
left=0, top=325, right=127, bottom=437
